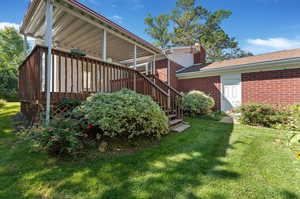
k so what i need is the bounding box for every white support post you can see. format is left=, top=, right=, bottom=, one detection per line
left=134, top=44, right=137, bottom=91
left=167, top=58, right=171, bottom=86
left=153, top=54, right=156, bottom=85
left=146, top=63, right=149, bottom=75
left=102, top=29, right=107, bottom=61
left=23, top=35, right=28, bottom=57
left=45, top=0, right=53, bottom=125
left=167, top=57, right=171, bottom=109
left=153, top=54, right=156, bottom=75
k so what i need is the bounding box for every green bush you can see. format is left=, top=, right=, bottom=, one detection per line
left=182, top=90, right=215, bottom=116
left=0, top=68, right=18, bottom=101
left=73, top=89, right=169, bottom=139
left=0, top=99, right=7, bottom=108
left=239, top=103, right=287, bottom=128
left=273, top=104, right=300, bottom=131
left=26, top=118, right=86, bottom=156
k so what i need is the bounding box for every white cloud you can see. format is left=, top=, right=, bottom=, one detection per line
left=247, top=38, right=300, bottom=49
left=244, top=37, right=300, bottom=54
left=131, top=0, right=144, bottom=10
left=111, top=15, right=123, bottom=24
left=0, top=22, right=20, bottom=30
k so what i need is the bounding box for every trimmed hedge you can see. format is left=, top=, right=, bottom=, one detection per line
left=73, top=89, right=169, bottom=139
left=183, top=90, right=215, bottom=116
left=239, top=103, right=287, bottom=128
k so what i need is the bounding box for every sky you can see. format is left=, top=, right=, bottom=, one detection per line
left=1, top=0, right=300, bottom=55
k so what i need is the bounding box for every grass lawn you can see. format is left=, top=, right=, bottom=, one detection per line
left=0, top=102, right=300, bottom=199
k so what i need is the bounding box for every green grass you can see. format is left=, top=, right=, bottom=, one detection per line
left=0, top=102, right=300, bottom=199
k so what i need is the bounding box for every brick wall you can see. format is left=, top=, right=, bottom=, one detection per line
left=155, top=58, right=183, bottom=89
left=193, top=46, right=206, bottom=64
left=242, top=68, right=300, bottom=105
left=155, top=59, right=168, bottom=82
left=177, top=76, right=221, bottom=110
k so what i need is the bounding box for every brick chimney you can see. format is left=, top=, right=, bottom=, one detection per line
left=193, top=43, right=206, bottom=64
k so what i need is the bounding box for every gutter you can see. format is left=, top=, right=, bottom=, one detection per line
left=176, top=57, right=300, bottom=79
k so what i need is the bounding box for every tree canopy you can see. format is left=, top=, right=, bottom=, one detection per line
left=144, top=0, right=253, bottom=61
left=0, top=27, right=28, bottom=69
left=0, top=27, right=28, bottom=100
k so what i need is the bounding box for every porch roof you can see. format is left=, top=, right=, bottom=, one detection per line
left=20, top=0, right=161, bottom=62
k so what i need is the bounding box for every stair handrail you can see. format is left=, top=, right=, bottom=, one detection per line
left=147, top=74, right=182, bottom=97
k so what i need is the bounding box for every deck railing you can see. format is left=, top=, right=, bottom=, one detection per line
left=147, top=74, right=183, bottom=119
left=19, top=45, right=169, bottom=111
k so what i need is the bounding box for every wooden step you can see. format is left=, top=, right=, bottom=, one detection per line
left=171, top=123, right=191, bottom=133
left=168, top=114, right=177, bottom=119
left=169, top=119, right=183, bottom=127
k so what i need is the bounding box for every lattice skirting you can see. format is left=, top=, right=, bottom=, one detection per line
left=21, top=102, right=78, bottom=126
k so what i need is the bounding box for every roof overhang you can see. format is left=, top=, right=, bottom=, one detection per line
left=177, top=57, right=300, bottom=79
left=20, top=0, right=161, bottom=62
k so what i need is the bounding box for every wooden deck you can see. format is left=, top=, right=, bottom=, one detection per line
left=19, top=45, right=183, bottom=122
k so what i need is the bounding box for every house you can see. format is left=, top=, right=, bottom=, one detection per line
left=19, top=0, right=183, bottom=126
left=175, top=48, right=300, bottom=112
left=19, top=0, right=300, bottom=124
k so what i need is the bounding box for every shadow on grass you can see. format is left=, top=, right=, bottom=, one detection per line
left=281, top=190, right=300, bottom=199
left=0, top=117, right=241, bottom=199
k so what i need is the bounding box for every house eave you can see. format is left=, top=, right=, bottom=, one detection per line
left=176, top=57, right=300, bottom=79
left=20, top=0, right=161, bottom=55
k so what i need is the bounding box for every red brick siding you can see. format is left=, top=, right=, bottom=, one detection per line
left=170, top=61, right=183, bottom=89
left=193, top=46, right=206, bottom=64
left=155, top=59, right=168, bottom=82
left=178, top=76, right=221, bottom=110
left=155, top=59, right=183, bottom=89
left=242, top=68, right=300, bottom=105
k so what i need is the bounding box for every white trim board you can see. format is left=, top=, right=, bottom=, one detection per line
left=177, top=58, right=300, bottom=79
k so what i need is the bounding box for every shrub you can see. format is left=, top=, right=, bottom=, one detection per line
left=26, top=118, right=86, bottom=156
left=273, top=103, right=300, bottom=131
left=0, top=99, right=7, bottom=108
left=182, top=90, right=215, bottom=116
left=73, top=89, right=169, bottom=139
left=239, top=103, right=287, bottom=127
left=0, top=68, right=18, bottom=101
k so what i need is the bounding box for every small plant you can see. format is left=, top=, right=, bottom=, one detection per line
left=182, top=90, right=215, bottom=117
left=25, top=118, right=86, bottom=156
left=239, top=103, right=287, bottom=128
left=0, top=99, right=7, bottom=108
left=73, top=89, right=169, bottom=139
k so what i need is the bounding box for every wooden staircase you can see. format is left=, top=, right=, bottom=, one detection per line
left=147, top=75, right=190, bottom=132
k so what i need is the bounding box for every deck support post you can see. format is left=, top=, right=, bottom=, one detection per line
left=146, top=63, right=149, bottom=75
left=153, top=54, right=156, bottom=75
left=23, top=35, right=28, bottom=57
left=45, top=0, right=53, bottom=125
left=153, top=54, right=156, bottom=84
left=102, top=30, right=107, bottom=61
left=167, top=57, right=171, bottom=110
left=134, top=44, right=137, bottom=91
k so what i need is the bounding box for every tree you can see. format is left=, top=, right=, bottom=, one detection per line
left=144, top=0, right=253, bottom=61
left=170, top=0, right=209, bottom=46
left=144, top=14, right=171, bottom=49
left=0, top=27, right=28, bottom=69
left=0, top=27, right=28, bottom=100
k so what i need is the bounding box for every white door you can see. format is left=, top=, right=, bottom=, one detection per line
left=221, top=74, right=241, bottom=112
